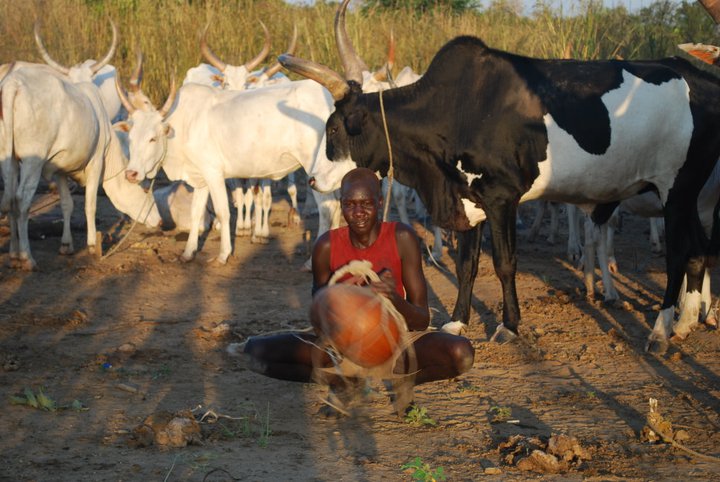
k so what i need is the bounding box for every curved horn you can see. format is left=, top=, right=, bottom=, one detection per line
left=33, top=21, right=70, bottom=75
left=278, top=54, right=348, bottom=101
left=159, top=77, right=178, bottom=119
left=200, top=22, right=227, bottom=72
left=264, top=24, right=298, bottom=79
left=115, top=75, right=136, bottom=115
left=335, top=0, right=367, bottom=84
left=129, top=49, right=143, bottom=92
left=244, top=20, right=271, bottom=71
left=373, top=31, right=395, bottom=81
left=89, top=18, right=118, bottom=74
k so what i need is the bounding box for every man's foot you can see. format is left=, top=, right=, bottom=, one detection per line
left=386, top=378, right=415, bottom=417
left=318, top=380, right=365, bottom=418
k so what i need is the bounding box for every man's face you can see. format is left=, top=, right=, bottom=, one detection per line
left=340, top=181, right=381, bottom=236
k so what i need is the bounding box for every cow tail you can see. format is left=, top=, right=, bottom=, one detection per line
left=0, top=74, right=18, bottom=214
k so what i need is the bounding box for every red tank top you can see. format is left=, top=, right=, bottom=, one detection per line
left=329, top=222, right=405, bottom=297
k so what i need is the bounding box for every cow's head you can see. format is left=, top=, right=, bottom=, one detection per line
left=200, top=20, right=270, bottom=90
left=282, top=0, right=408, bottom=192
left=34, top=19, right=117, bottom=84
left=115, top=52, right=177, bottom=183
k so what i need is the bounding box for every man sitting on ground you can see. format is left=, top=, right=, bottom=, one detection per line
left=242, top=167, right=475, bottom=416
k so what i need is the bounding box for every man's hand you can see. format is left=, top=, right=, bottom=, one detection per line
left=368, top=269, right=396, bottom=300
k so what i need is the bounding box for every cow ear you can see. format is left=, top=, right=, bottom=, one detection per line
left=114, top=121, right=131, bottom=133
left=344, top=109, right=366, bottom=136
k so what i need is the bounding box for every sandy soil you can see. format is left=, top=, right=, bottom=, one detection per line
left=1, top=179, right=719, bottom=482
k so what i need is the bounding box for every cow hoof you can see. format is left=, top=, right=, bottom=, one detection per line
left=18, top=258, right=37, bottom=271
left=645, top=338, right=669, bottom=355
left=705, top=316, right=718, bottom=329
left=251, top=236, right=269, bottom=245
left=236, top=229, right=251, bottom=237
left=669, top=332, right=689, bottom=343
left=210, top=254, right=230, bottom=265
left=440, top=321, right=467, bottom=336
left=489, top=324, right=518, bottom=344
left=300, top=258, right=312, bottom=272
left=180, top=253, right=195, bottom=263
left=59, top=244, right=75, bottom=255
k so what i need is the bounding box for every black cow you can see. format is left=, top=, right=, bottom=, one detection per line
left=281, top=3, right=720, bottom=353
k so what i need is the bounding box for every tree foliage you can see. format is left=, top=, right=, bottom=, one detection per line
left=362, top=0, right=480, bottom=14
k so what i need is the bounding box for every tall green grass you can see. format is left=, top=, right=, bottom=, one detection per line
left=1, top=0, right=718, bottom=102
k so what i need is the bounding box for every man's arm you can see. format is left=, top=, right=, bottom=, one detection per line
left=369, top=224, right=430, bottom=331
left=311, top=232, right=332, bottom=296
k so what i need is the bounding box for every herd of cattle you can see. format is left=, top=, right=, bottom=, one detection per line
left=2, top=0, right=720, bottom=355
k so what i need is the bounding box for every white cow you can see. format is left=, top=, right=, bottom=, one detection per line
left=0, top=26, right=160, bottom=269
left=118, top=74, right=334, bottom=264
left=184, top=23, right=301, bottom=243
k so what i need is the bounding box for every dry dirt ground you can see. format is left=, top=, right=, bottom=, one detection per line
left=1, top=179, right=720, bottom=482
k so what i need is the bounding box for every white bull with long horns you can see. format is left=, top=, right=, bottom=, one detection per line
left=0, top=21, right=161, bottom=270
left=117, top=65, right=334, bottom=263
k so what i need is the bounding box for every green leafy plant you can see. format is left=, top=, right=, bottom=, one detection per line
left=456, top=380, right=482, bottom=392
left=404, top=405, right=437, bottom=427
left=257, top=402, right=272, bottom=447
left=490, top=405, right=512, bottom=423
left=401, top=456, right=446, bottom=481
left=9, top=387, right=88, bottom=412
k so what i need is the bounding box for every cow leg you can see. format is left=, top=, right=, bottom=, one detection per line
left=547, top=202, right=559, bottom=245
left=582, top=217, right=598, bottom=299
left=566, top=204, right=582, bottom=266
left=13, top=162, right=44, bottom=270
left=646, top=207, right=688, bottom=354
left=251, top=179, right=271, bottom=244
left=55, top=174, right=75, bottom=255
left=235, top=181, right=252, bottom=237
left=606, top=208, right=619, bottom=274
left=207, top=176, right=233, bottom=264
left=597, top=222, right=619, bottom=302
left=302, top=190, right=341, bottom=271
left=82, top=155, right=102, bottom=255
left=441, top=222, right=483, bottom=336
left=261, top=179, right=272, bottom=239
left=286, top=171, right=300, bottom=227
left=486, top=202, right=521, bottom=343
left=701, top=268, right=717, bottom=328
left=649, top=217, right=663, bottom=254
left=181, top=185, right=210, bottom=262
left=671, top=256, right=706, bottom=340
left=525, top=200, right=546, bottom=243
left=430, top=225, right=444, bottom=261
left=393, top=185, right=410, bottom=225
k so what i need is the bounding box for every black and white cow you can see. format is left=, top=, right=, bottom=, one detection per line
left=280, top=2, right=720, bottom=353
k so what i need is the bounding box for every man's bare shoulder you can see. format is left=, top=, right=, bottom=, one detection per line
left=394, top=222, right=422, bottom=252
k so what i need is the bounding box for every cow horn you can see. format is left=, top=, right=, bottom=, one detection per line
left=129, top=49, right=143, bottom=92
left=244, top=21, right=271, bottom=71
left=373, top=31, right=395, bottom=81
left=263, top=24, right=298, bottom=79
left=278, top=54, right=348, bottom=101
left=33, top=21, right=70, bottom=75
left=335, top=0, right=367, bottom=84
left=115, top=75, right=137, bottom=115
left=200, top=22, right=227, bottom=72
left=159, top=77, right=178, bottom=119
left=89, top=18, right=118, bottom=74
